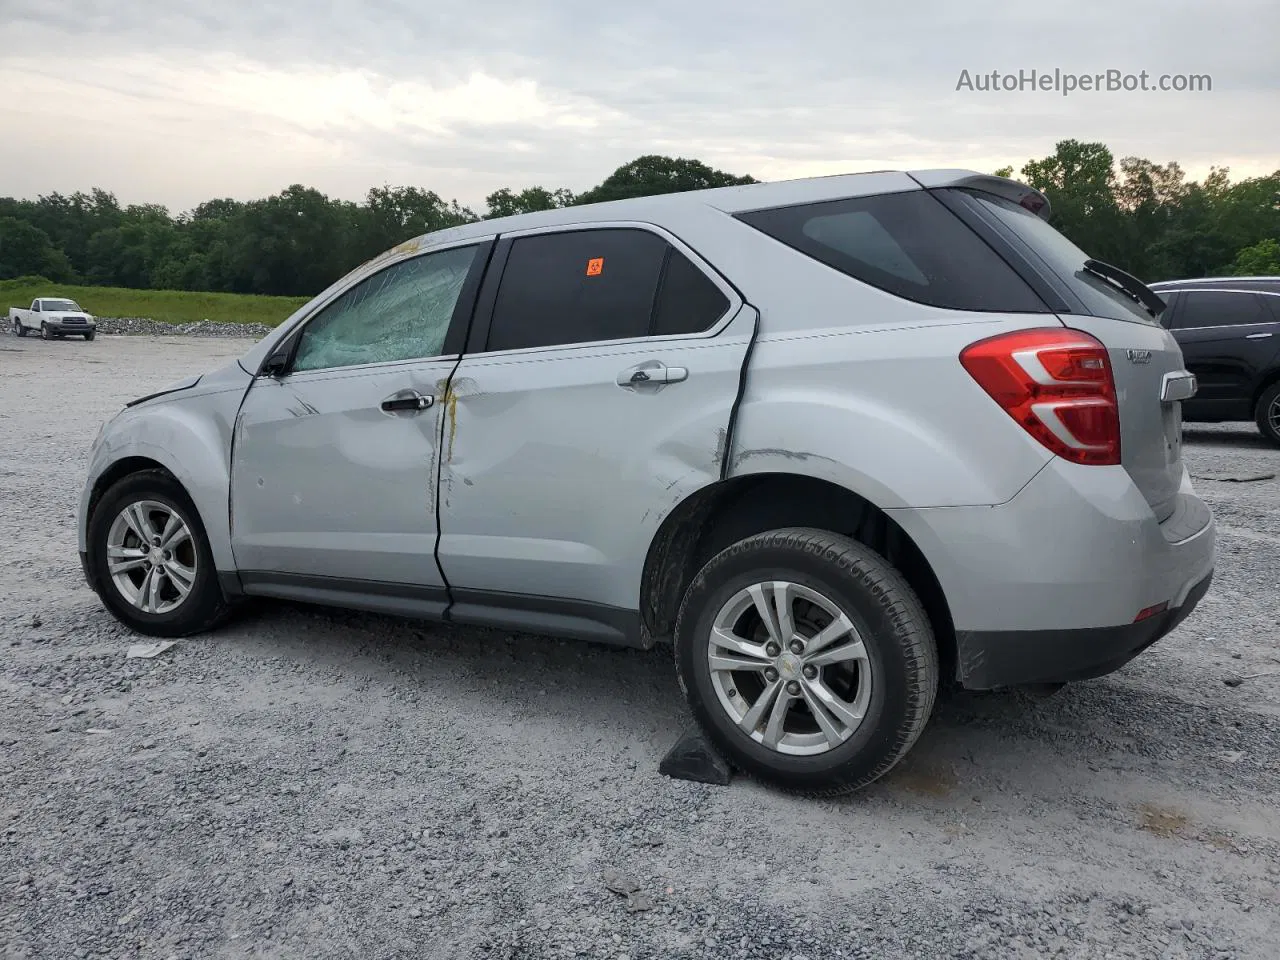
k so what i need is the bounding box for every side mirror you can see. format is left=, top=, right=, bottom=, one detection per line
left=259, top=343, right=293, bottom=378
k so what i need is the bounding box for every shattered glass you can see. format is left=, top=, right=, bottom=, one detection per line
left=292, top=245, right=477, bottom=372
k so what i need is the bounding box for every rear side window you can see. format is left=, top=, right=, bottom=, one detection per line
left=965, top=191, right=1159, bottom=325
left=735, top=191, right=1047, bottom=312
left=1173, top=290, right=1271, bottom=329
left=487, top=229, right=667, bottom=351
left=652, top=248, right=730, bottom=336
left=485, top=228, right=729, bottom=351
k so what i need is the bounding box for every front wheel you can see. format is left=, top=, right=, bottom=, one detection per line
left=40, top=322, right=50, bottom=340
left=86, top=470, right=229, bottom=637
left=84, top=331, right=96, bottom=341
left=673, top=528, right=939, bottom=795
left=1256, top=382, right=1280, bottom=447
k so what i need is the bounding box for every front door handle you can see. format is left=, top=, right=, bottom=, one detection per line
left=380, top=391, right=434, bottom=413
left=616, top=362, right=689, bottom=388
left=1244, top=332, right=1273, bottom=339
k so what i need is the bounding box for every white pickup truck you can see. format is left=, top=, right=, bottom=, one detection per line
left=9, top=297, right=97, bottom=341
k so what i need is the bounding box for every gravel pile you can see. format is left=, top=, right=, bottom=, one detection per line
left=2, top=337, right=1279, bottom=960
left=91, top=316, right=275, bottom=338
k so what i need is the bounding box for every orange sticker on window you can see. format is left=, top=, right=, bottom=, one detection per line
left=586, top=257, right=604, bottom=276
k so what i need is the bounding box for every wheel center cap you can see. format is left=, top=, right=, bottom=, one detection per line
left=777, top=653, right=803, bottom=680
left=149, top=547, right=163, bottom=563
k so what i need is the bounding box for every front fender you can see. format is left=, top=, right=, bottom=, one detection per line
left=79, top=375, right=249, bottom=570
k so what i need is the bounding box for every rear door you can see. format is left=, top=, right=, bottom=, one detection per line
left=950, top=189, right=1193, bottom=521
left=1165, top=289, right=1280, bottom=413
left=435, top=223, right=752, bottom=620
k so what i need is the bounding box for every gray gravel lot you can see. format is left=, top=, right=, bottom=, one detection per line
left=2, top=331, right=1278, bottom=960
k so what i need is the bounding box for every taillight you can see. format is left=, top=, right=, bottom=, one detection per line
left=960, top=328, right=1121, bottom=466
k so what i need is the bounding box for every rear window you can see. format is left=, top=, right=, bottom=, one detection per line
left=735, top=191, right=1048, bottom=313
left=967, top=191, right=1159, bottom=325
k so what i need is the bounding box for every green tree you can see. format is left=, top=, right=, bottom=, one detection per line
left=574, top=155, right=757, bottom=205
left=992, top=166, right=1014, bottom=179
left=484, top=186, right=574, bottom=219
left=1020, top=139, right=1127, bottom=267
left=1229, top=238, right=1280, bottom=275
left=0, top=217, right=73, bottom=281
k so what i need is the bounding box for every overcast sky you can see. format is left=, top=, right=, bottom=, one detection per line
left=1, top=0, right=1276, bottom=214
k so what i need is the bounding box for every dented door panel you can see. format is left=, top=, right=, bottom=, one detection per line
left=229, top=361, right=454, bottom=585
left=435, top=307, right=756, bottom=610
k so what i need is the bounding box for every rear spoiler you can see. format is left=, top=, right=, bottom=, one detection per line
left=907, top=170, right=1052, bottom=222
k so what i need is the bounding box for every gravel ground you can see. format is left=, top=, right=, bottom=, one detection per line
left=2, top=332, right=1278, bottom=960
left=90, top=317, right=278, bottom=338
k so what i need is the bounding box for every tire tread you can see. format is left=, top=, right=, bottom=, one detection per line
left=672, top=526, right=938, bottom=796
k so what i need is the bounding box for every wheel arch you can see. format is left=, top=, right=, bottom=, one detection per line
left=639, top=472, right=957, bottom=682
left=82, top=404, right=237, bottom=570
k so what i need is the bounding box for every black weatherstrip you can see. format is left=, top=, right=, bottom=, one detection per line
left=720, top=304, right=761, bottom=480
left=432, top=234, right=504, bottom=602
left=441, top=239, right=498, bottom=357
left=465, top=237, right=514, bottom=354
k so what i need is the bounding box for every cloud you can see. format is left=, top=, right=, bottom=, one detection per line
left=1, top=0, right=1276, bottom=212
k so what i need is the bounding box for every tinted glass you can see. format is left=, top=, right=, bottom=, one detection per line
left=1156, top=291, right=1179, bottom=329
left=652, top=248, right=730, bottom=336
left=1173, top=290, right=1270, bottom=329
left=292, top=245, right=477, bottom=372
left=736, top=191, right=1047, bottom=312
left=487, top=229, right=667, bottom=351
left=967, top=191, right=1158, bottom=325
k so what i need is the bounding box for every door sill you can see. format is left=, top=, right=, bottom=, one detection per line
left=235, top=572, right=646, bottom=648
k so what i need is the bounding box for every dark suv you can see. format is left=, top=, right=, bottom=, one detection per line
left=1148, top=277, right=1280, bottom=446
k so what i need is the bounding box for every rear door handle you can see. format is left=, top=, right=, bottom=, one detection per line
left=1244, top=332, right=1273, bottom=339
left=616, top=362, right=689, bottom=388
left=380, top=391, right=434, bottom=413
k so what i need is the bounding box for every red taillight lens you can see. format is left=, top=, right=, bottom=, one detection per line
left=960, top=328, right=1122, bottom=466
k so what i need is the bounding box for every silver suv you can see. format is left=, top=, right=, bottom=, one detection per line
left=77, top=170, right=1216, bottom=794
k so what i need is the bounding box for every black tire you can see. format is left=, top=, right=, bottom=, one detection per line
left=87, top=470, right=230, bottom=637
left=84, top=331, right=96, bottom=341
left=40, top=322, right=50, bottom=340
left=13, top=319, right=26, bottom=338
left=1255, top=381, right=1280, bottom=447
left=673, top=527, right=939, bottom=796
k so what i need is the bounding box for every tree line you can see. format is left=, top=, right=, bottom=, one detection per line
left=1, top=141, right=1276, bottom=299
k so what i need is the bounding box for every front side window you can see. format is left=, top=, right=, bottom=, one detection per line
left=292, top=245, right=478, bottom=373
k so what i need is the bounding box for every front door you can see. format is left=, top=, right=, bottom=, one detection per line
left=229, top=242, right=487, bottom=595
left=435, top=225, right=753, bottom=619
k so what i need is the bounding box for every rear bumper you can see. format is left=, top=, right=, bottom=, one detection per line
left=953, top=570, right=1212, bottom=689
left=888, top=457, right=1216, bottom=689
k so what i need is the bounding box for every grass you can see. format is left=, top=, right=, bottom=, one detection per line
left=1, top=277, right=308, bottom=327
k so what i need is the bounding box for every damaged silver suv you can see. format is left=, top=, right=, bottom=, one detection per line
left=78, top=170, right=1215, bottom=794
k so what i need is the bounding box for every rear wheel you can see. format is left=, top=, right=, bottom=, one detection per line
left=13, top=318, right=26, bottom=338
left=673, top=527, right=939, bottom=795
left=87, top=470, right=229, bottom=637
left=1256, top=382, right=1280, bottom=447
